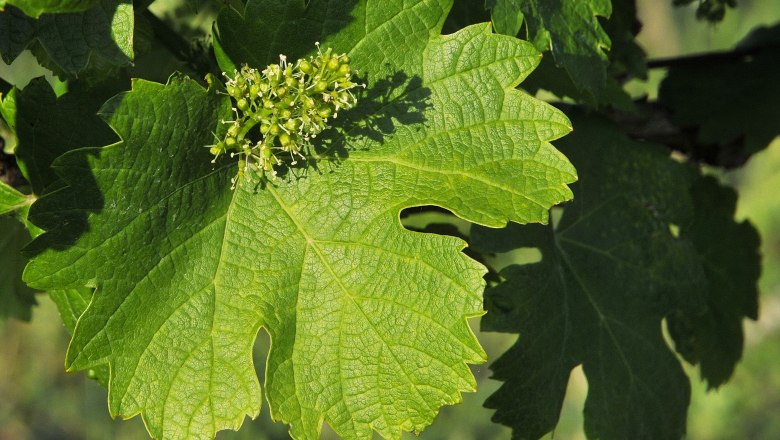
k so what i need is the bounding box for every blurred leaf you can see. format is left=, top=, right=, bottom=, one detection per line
left=659, top=23, right=780, bottom=167
left=474, top=112, right=760, bottom=439
left=0, top=0, right=133, bottom=78
left=672, top=0, right=737, bottom=22
left=3, top=0, right=99, bottom=18
left=0, top=214, right=36, bottom=320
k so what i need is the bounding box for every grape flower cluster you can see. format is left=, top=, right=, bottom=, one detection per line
left=210, top=43, right=364, bottom=187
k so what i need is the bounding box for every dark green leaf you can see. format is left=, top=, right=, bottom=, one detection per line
left=604, top=0, right=646, bottom=79
left=214, top=0, right=360, bottom=74
left=0, top=77, right=121, bottom=194
left=0, top=214, right=37, bottom=320
left=659, top=23, right=780, bottom=166
left=442, top=0, right=490, bottom=34
left=508, top=0, right=613, bottom=105
left=0, top=0, right=133, bottom=78
left=668, top=176, right=760, bottom=387
left=474, top=112, right=759, bottom=439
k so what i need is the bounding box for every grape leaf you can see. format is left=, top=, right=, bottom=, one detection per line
left=0, top=77, right=121, bottom=194
left=473, top=112, right=759, bottom=439
left=24, top=1, right=576, bottom=438
left=0, top=213, right=37, bottom=320
left=0, top=0, right=133, bottom=78
left=2, top=0, right=99, bottom=18
left=659, top=23, right=780, bottom=166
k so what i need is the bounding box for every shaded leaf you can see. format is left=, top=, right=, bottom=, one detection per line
left=474, top=112, right=759, bottom=439
left=442, top=0, right=490, bottom=34
left=667, top=176, right=761, bottom=387
left=0, top=0, right=133, bottom=78
left=506, top=0, right=613, bottom=105
left=659, top=23, right=780, bottom=167
left=0, top=77, right=122, bottom=194
left=0, top=213, right=36, bottom=320
left=604, top=0, right=646, bottom=80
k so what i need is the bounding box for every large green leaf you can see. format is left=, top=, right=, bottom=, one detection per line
left=0, top=0, right=133, bottom=78
left=473, top=113, right=759, bottom=439
left=2, top=0, right=99, bottom=18
left=24, top=1, right=576, bottom=438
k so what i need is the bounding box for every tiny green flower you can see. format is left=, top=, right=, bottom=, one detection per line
left=210, top=43, right=364, bottom=187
